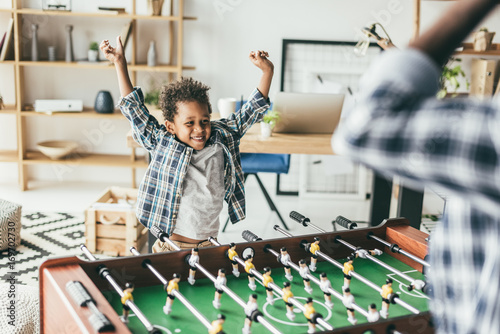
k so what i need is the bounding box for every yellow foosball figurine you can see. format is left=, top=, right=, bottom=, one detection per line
left=342, top=256, right=354, bottom=291
left=380, top=278, right=393, bottom=319
left=227, top=243, right=240, bottom=277
left=163, top=273, right=181, bottom=315
left=282, top=282, right=295, bottom=321
left=120, top=282, right=134, bottom=324
left=209, top=314, right=226, bottom=334
left=308, top=237, right=321, bottom=272
left=304, top=297, right=323, bottom=333
left=244, top=255, right=256, bottom=291
left=262, top=267, right=275, bottom=305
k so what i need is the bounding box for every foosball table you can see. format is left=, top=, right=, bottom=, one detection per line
left=40, top=217, right=434, bottom=333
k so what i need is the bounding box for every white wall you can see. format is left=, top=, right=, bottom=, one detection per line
left=2, top=0, right=500, bottom=184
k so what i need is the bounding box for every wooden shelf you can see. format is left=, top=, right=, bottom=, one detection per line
left=0, top=150, right=18, bottom=162
left=0, top=60, right=16, bottom=65
left=455, top=43, right=500, bottom=56
left=1, top=105, right=17, bottom=114
left=18, top=60, right=115, bottom=69
left=21, top=109, right=124, bottom=119
left=16, top=8, right=196, bottom=21
left=24, top=151, right=148, bottom=168
left=129, top=64, right=195, bottom=72
left=0, top=8, right=13, bottom=12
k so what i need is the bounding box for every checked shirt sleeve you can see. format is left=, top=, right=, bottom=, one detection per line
left=332, top=48, right=500, bottom=215
left=224, top=88, right=270, bottom=137
left=119, top=87, right=164, bottom=152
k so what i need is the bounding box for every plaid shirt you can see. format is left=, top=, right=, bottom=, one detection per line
left=119, top=87, right=269, bottom=236
left=333, top=49, right=500, bottom=334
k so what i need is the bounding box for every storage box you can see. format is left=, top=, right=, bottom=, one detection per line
left=85, top=187, right=147, bottom=256
left=470, top=58, right=499, bottom=98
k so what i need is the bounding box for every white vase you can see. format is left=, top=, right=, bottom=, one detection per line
left=31, top=24, right=38, bottom=61
left=147, top=41, right=157, bottom=67
left=65, top=25, right=74, bottom=62
left=261, top=123, right=272, bottom=139
left=88, top=49, right=99, bottom=62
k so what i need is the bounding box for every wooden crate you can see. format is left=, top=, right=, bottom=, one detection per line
left=85, top=187, right=148, bottom=256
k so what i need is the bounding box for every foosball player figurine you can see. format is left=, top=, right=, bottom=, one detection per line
left=278, top=247, right=293, bottom=281
left=187, top=248, right=199, bottom=285
left=209, top=314, right=226, bottom=334
left=308, top=237, right=321, bottom=272
left=342, top=287, right=357, bottom=325
left=244, top=255, right=257, bottom=291
left=262, top=267, right=275, bottom=305
left=298, top=259, right=313, bottom=294
left=213, top=268, right=227, bottom=309
left=304, top=297, right=322, bottom=333
left=163, top=273, right=181, bottom=315
left=282, top=282, right=295, bottom=321
left=319, top=272, right=334, bottom=308
left=120, top=282, right=134, bottom=324
left=227, top=243, right=240, bottom=277
left=380, top=278, right=393, bottom=319
left=243, top=294, right=260, bottom=334
left=367, top=303, right=380, bottom=323
left=354, top=247, right=383, bottom=259
left=342, top=256, right=354, bottom=291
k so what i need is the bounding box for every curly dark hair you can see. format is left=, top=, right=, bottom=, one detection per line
left=159, top=77, right=212, bottom=122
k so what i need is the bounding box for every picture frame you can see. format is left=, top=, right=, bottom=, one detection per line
left=277, top=39, right=383, bottom=198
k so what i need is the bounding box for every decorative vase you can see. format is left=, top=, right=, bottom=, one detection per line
left=65, top=25, right=74, bottom=62
left=473, top=31, right=496, bottom=52
left=31, top=24, right=38, bottom=61
left=47, top=46, right=56, bottom=61
left=148, top=0, right=164, bottom=16
left=261, top=122, right=272, bottom=139
left=94, top=91, right=114, bottom=114
left=147, top=41, right=157, bottom=67
left=88, top=49, right=99, bottom=62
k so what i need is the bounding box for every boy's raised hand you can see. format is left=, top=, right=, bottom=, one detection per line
left=100, top=36, right=125, bottom=64
left=249, top=50, right=274, bottom=74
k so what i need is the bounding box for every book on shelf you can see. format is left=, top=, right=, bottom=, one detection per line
left=120, top=21, right=133, bottom=51
left=0, top=18, right=14, bottom=61
left=98, top=6, right=127, bottom=14
left=0, top=32, right=6, bottom=55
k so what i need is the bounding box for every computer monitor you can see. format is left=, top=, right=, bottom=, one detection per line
left=272, top=92, right=345, bottom=134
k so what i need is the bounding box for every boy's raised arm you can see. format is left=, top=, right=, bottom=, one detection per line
left=249, top=50, right=274, bottom=99
left=100, top=36, right=133, bottom=97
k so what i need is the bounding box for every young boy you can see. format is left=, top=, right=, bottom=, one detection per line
left=101, top=37, right=273, bottom=252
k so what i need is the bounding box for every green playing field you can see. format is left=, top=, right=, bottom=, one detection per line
left=108, top=254, right=429, bottom=333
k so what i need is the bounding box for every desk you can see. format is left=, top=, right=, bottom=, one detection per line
left=126, top=123, right=423, bottom=229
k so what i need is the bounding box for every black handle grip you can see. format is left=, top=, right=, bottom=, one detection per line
left=242, top=230, right=262, bottom=242
left=150, top=225, right=169, bottom=241
left=336, top=215, right=357, bottom=229
left=290, top=211, right=310, bottom=226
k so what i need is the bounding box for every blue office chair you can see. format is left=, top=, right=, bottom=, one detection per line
left=221, top=100, right=290, bottom=232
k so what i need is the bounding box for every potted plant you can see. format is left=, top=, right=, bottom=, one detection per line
left=261, top=110, right=280, bottom=139
left=437, top=58, right=469, bottom=99
left=88, top=41, right=99, bottom=62
left=145, top=88, right=164, bottom=122
left=473, top=27, right=496, bottom=52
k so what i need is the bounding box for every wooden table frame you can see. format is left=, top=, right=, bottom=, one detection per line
left=40, top=218, right=433, bottom=334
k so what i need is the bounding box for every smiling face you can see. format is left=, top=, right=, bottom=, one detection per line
left=165, top=101, right=211, bottom=151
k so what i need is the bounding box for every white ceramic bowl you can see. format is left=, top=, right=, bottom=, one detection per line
left=36, top=140, right=78, bottom=160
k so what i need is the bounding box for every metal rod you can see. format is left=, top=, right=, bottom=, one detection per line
left=80, top=245, right=159, bottom=334
left=273, top=225, right=293, bottom=237
left=335, top=238, right=425, bottom=291
left=209, top=238, right=334, bottom=331
left=272, top=230, right=423, bottom=315
left=155, top=235, right=282, bottom=334
left=129, top=247, right=212, bottom=330
left=368, top=234, right=430, bottom=267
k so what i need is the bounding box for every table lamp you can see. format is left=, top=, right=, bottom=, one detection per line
left=354, top=23, right=396, bottom=56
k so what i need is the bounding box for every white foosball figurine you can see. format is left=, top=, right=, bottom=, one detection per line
left=342, top=288, right=358, bottom=325
left=213, top=268, right=226, bottom=309
left=242, top=294, right=259, bottom=334
left=319, top=273, right=334, bottom=308
left=187, top=248, right=199, bottom=285
left=367, top=303, right=380, bottom=323
left=278, top=247, right=293, bottom=281
left=299, top=259, right=313, bottom=294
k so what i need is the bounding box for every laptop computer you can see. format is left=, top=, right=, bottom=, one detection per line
left=272, top=92, right=345, bottom=134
